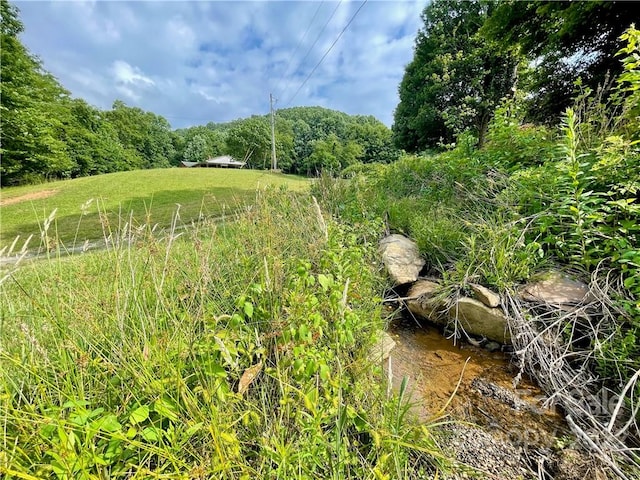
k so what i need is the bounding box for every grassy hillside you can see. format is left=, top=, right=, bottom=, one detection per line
left=0, top=168, right=308, bottom=250
left=0, top=189, right=446, bottom=479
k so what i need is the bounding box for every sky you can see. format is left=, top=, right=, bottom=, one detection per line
left=15, top=0, right=429, bottom=130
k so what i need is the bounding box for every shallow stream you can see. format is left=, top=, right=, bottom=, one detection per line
left=386, top=314, right=570, bottom=453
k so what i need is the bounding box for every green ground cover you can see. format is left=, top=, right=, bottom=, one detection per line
left=0, top=189, right=447, bottom=479
left=0, top=168, right=308, bottom=251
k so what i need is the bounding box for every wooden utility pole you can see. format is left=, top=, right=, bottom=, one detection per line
left=270, top=93, right=277, bottom=171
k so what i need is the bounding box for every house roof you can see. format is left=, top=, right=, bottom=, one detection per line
left=180, top=155, right=246, bottom=168
left=205, top=155, right=246, bottom=166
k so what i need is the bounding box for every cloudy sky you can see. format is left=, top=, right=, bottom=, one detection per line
left=15, top=0, right=428, bottom=129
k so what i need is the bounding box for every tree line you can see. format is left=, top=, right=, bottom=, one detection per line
left=0, top=0, right=398, bottom=187
left=180, top=107, right=398, bottom=175
left=393, top=0, right=637, bottom=152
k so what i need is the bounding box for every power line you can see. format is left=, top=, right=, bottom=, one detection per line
left=273, top=1, right=325, bottom=97
left=283, top=0, right=368, bottom=108
left=277, top=0, right=343, bottom=101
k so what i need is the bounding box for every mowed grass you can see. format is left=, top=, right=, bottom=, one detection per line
left=0, top=168, right=308, bottom=250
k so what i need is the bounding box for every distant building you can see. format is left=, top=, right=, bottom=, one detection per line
left=180, top=155, right=246, bottom=168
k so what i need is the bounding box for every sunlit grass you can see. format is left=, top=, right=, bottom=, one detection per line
left=0, top=188, right=449, bottom=478
left=0, top=168, right=309, bottom=249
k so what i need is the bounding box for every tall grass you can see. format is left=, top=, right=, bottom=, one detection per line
left=0, top=187, right=448, bottom=479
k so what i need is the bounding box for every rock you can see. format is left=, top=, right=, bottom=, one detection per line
left=470, top=283, right=501, bottom=308
left=406, top=284, right=511, bottom=344
left=378, top=234, right=425, bottom=285
left=471, top=378, right=533, bottom=411
left=367, top=331, right=396, bottom=364
left=453, top=297, right=511, bottom=344
left=406, top=280, right=445, bottom=321
left=520, top=271, right=594, bottom=305
left=484, top=341, right=501, bottom=352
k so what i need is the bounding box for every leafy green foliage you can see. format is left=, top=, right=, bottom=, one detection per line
left=393, top=0, right=520, bottom=151
left=103, top=100, right=174, bottom=170
left=305, top=133, right=363, bottom=175
left=185, top=106, right=399, bottom=176
left=483, top=1, right=638, bottom=122
left=0, top=0, right=73, bottom=185
left=182, top=133, right=209, bottom=163
left=0, top=1, right=178, bottom=186
left=480, top=95, right=555, bottom=168
left=225, top=115, right=272, bottom=168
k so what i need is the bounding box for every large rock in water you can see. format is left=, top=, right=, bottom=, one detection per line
left=453, top=298, right=511, bottom=344
left=406, top=280, right=446, bottom=320
left=407, top=280, right=511, bottom=344
left=520, top=272, right=594, bottom=305
left=378, top=234, right=425, bottom=285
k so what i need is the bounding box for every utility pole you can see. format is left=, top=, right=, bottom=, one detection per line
left=269, top=93, right=277, bottom=171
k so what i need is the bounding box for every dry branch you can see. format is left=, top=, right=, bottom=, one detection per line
left=504, top=272, right=640, bottom=478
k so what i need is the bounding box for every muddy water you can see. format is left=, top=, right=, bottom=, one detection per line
left=386, top=315, right=569, bottom=451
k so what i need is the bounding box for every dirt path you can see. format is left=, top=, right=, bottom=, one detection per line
left=0, top=189, right=58, bottom=206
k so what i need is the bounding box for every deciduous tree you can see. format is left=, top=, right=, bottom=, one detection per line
left=393, top=0, right=520, bottom=152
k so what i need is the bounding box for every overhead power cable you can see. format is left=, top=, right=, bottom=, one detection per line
left=278, top=0, right=343, bottom=101
left=283, top=0, right=368, bottom=108
left=274, top=1, right=325, bottom=97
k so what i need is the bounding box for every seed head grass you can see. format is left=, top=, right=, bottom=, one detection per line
left=0, top=187, right=449, bottom=479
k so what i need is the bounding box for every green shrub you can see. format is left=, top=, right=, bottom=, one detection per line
left=481, top=96, right=556, bottom=169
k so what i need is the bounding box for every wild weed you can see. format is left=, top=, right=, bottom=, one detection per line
left=0, top=188, right=448, bottom=478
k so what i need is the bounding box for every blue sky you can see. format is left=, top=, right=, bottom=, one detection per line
left=15, top=0, right=428, bottom=129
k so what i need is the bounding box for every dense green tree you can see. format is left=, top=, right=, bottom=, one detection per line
left=348, top=116, right=398, bottom=164
left=482, top=1, right=638, bottom=122
left=103, top=100, right=174, bottom=170
left=304, top=133, right=363, bottom=175
left=180, top=126, right=226, bottom=161
left=273, top=107, right=397, bottom=173
left=1, top=0, right=74, bottom=185
left=274, top=118, right=295, bottom=172
left=393, top=0, right=520, bottom=152
left=57, top=98, right=136, bottom=176
left=182, top=134, right=208, bottom=163
left=225, top=116, right=272, bottom=168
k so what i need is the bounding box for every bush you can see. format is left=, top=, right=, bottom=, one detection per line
left=481, top=95, right=556, bottom=169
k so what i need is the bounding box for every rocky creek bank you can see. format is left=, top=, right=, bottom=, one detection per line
left=374, top=234, right=610, bottom=479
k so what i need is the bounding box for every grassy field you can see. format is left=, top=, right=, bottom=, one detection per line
left=0, top=168, right=308, bottom=251
left=0, top=188, right=447, bottom=478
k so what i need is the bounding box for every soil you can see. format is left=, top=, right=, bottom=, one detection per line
left=0, top=189, right=58, bottom=206
left=385, top=314, right=602, bottom=479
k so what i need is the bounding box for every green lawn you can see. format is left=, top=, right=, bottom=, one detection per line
left=0, top=168, right=309, bottom=250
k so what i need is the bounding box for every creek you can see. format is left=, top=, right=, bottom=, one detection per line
left=385, top=313, right=584, bottom=477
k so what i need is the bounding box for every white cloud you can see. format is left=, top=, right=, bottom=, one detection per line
left=16, top=0, right=429, bottom=128
left=165, top=16, right=196, bottom=52
left=111, top=60, right=155, bottom=86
